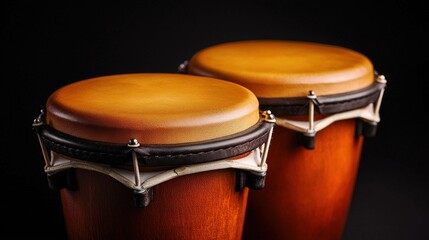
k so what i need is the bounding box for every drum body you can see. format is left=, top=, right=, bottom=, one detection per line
left=186, top=40, right=387, bottom=240
left=32, top=73, right=275, bottom=240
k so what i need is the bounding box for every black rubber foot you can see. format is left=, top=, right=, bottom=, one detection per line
left=236, top=171, right=266, bottom=191
left=235, top=170, right=247, bottom=191
left=298, top=133, right=316, bottom=150
left=47, top=169, right=77, bottom=191
left=246, top=172, right=266, bottom=190
left=134, top=188, right=154, bottom=208
left=356, top=119, right=378, bottom=138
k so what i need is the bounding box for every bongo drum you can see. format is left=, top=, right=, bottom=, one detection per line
left=183, top=40, right=387, bottom=240
left=32, top=73, right=275, bottom=240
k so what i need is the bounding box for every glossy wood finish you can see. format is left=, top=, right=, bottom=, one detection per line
left=61, top=168, right=249, bottom=240
left=242, top=119, right=363, bottom=240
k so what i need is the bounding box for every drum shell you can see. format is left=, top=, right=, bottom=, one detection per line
left=60, top=167, right=248, bottom=240
left=242, top=117, right=362, bottom=240
left=35, top=73, right=266, bottom=240
left=185, top=40, right=382, bottom=240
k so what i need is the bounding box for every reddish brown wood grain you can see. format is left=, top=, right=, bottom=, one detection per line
left=243, top=119, right=363, bottom=240
left=60, top=169, right=249, bottom=240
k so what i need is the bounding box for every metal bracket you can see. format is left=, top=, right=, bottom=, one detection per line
left=33, top=109, right=276, bottom=208
left=177, top=60, right=189, bottom=73
left=275, top=75, right=387, bottom=149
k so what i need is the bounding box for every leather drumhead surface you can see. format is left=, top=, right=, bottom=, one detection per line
left=188, top=40, right=374, bottom=98
left=46, top=73, right=260, bottom=144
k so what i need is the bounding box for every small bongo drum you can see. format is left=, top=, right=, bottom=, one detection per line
left=32, top=73, right=275, bottom=240
left=183, top=40, right=387, bottom=240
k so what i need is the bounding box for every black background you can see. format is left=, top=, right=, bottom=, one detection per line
left=1, top=1, right=428, bottom=239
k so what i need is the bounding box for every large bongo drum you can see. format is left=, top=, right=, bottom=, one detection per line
left=32, top=73, right=275, bottom=240
left=182, top=40, right=387, bottom=240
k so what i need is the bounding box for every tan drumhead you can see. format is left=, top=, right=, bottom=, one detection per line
left=188, top=40, right=374, bottom=98
left=46, top=73, right=259, bottom=144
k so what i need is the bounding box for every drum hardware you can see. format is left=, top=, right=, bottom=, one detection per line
left=33, top=109, right=275, bottom=207
left=184, top=40, right=388, bottom=239
left=179, top=57, right=387, bottom=150
left=300, top=90, right=317, bottom=149
left=127, top=138, right=152, bottom=207
left=178, top=62, right=387, bottom=149
left=32, top=73, right=278, bottom=239
left=32, top=109, right=49, bottom=166
left=237, top=110, right=276, bottom=190
left=276, top=74, right=387, bottom=149
left=355, top=74, right=387, bottom=137
left=33, top=109, right=77, bottom=190
left=177, top=60, right=189, bottom=73
left=260, top=110, right=276, bottom=165
left=177, top=59, right=387, bottom=150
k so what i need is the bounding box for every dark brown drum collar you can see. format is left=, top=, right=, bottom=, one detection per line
left=258, top=74, right=387, bottom=116
left=33, top=115, right=274, bottom=167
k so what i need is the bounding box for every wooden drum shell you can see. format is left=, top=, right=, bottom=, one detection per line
left=242, top=119, right=362, bottom=240
left=32, top=73, right=273, bottom=240
left=61, top=168, right=248, bottom=240
left=185, top=40, right=386, bottom=240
